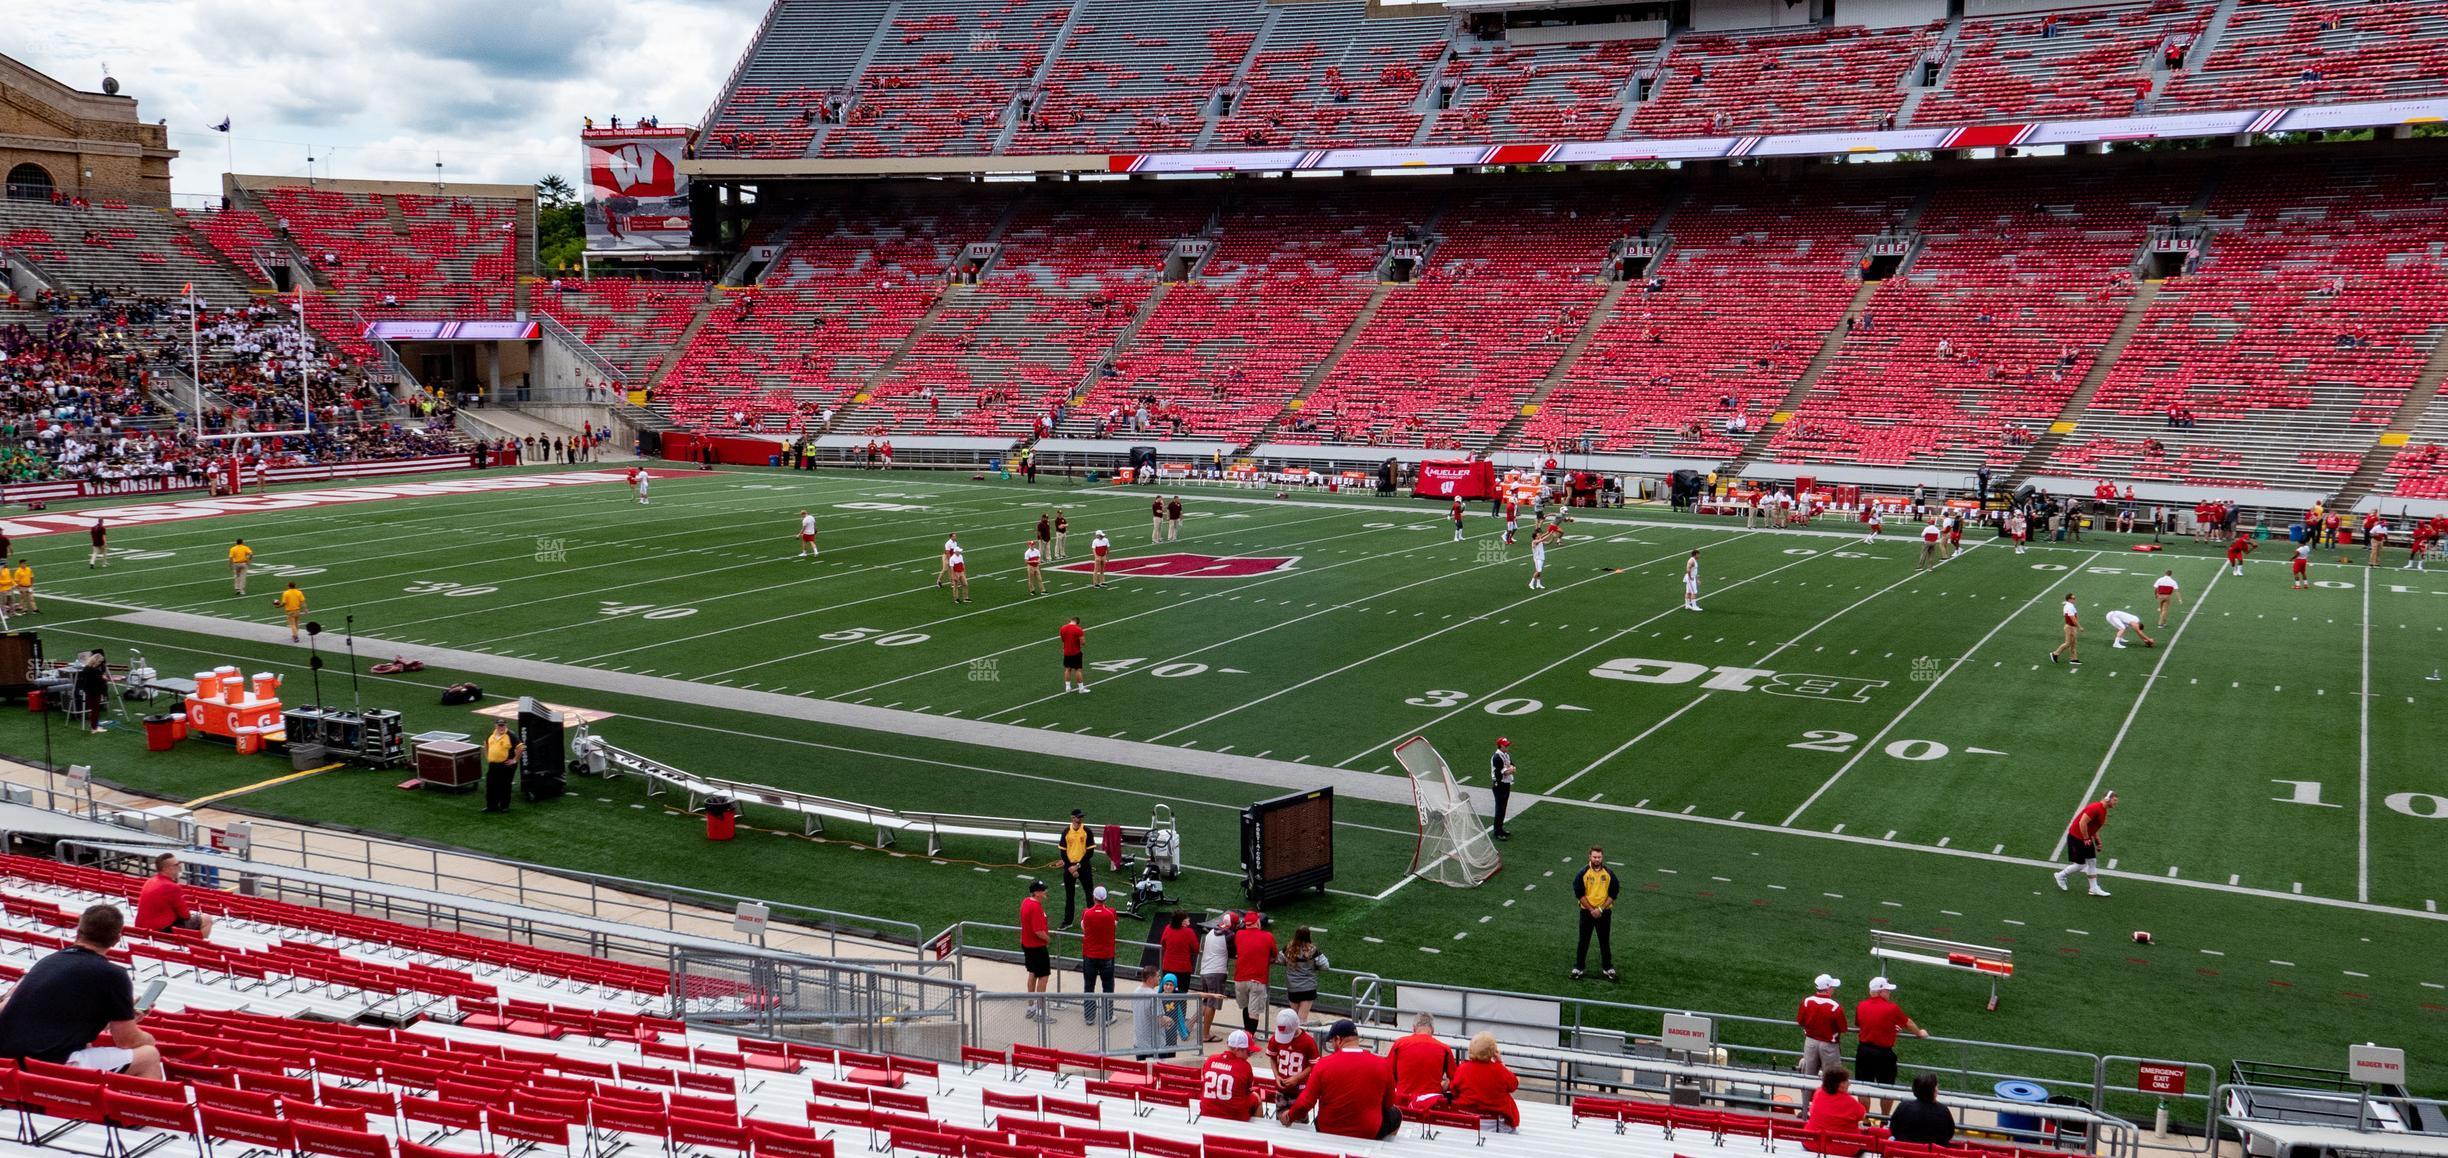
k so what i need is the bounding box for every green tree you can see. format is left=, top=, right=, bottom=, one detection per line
left=535, top=175, right=585, bottom=271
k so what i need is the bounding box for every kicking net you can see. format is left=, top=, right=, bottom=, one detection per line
left=1393, top=736, right=1502, bottom=888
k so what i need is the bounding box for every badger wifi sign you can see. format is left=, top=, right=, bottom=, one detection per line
left=583, top=127, right=693, bottom=253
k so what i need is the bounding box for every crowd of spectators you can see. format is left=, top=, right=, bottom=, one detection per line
left=166, top=302, right=399, bottom=434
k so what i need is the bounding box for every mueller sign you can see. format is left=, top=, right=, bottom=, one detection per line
left=1590, top=658, right=1887, bottom=703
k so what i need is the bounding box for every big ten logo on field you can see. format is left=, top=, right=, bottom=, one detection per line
left=1589, top=658, right=1888, bottom=703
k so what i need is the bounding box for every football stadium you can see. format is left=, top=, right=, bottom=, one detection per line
left=0, top=2, right=2443, bottom=1157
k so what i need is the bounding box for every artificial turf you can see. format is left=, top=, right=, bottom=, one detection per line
left=8, top=464, right=2444, bottom=1093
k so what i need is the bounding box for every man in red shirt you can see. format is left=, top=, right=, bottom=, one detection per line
left=1079, top=887, right=1118, bottom=1025
left=2052, top=791, right=2117, bottom=897
left=1019, top=881, right=1052, bottom=1021
left=1852, top=976, right=1928, bottom=1112
left=1386, top=1013, right=1455, bottom=1108
left=1232, top=913, right=1279, bottom=1035
left=1200, top=1030, right=1260, bottom=1120
left=1796, top=973, right=1846, bottom=1076
left=1279, top=1020, right=1398, bottom=1141
left=2227, top=534, right=2255, bottom=577
left=134, top=853, right=212, bottom=938
left=1060, top=617, right=1088, bottom=694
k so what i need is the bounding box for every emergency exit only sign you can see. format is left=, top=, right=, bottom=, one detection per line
left=2136, top=1063, right=2188, bottom=1095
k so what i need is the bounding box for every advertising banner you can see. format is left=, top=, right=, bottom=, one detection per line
left=1413, top=459, right=1497, bottom=500
left=584, top=127, right=694, bottom=253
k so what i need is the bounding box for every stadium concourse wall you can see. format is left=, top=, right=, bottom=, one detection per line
left=0, top=454, right=489, bottom=506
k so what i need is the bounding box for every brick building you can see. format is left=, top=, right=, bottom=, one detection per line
left=0, top=51, right=177, bottom=207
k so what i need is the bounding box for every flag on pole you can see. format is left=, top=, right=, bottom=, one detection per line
left=213, top=118, right=231, bottom=132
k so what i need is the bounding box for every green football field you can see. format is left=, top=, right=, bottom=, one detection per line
left=10, top=464, right=2447, bottom=1092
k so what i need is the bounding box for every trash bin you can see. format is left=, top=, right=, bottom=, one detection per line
left=2045, top=1094, right=2094, bottom=1146
left=143, top=714, right=177, bottom=752
left=1993, top=1080, right=2049, bottom=1136
left=26, top=689, right=43, bottom=713
left=705, top=796, right=737, bottom=842
left=767, top=454, right=780, bottom=467
left=289, top=742, right=327, bottom=771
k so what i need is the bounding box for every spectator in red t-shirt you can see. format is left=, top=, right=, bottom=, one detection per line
left=1268, top=1008, right=1322, bottom=1114
left=1231, top=913, right=1278, bottom=1034
left=1805, top=1066, right=1868, bottom=1137
left=1279, top=1020, right=1398, bottom=1141
left=1158, top=912, right=1198, bottom=981
left=1019, top=881, right=1051, bottom=1021
left=1797, top=973, right=1847, bottom=1076
left=1200, top=1030, right=1260, bottom=1120
left=1079, top=887, right=1118, bottom=1025
left=1386, top=1013, right=1455, bottom=1108
left=1852, top=976, right=1929, bottom=1112
left=1448, top=1033, right=1521, bottom=1130
left=134, top=853, right=212, bottom=938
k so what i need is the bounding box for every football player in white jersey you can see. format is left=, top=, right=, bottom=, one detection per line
left=798, top=511, right=818, bottom=559
left=2104, top=608, right=2155, bottom=649
left=1682, top=549, right=1702, bottom=612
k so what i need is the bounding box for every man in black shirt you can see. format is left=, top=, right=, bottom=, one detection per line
left=0, top=904, right=161, bottom=1077
left=1886, top=1073, right=1956, bottom=1146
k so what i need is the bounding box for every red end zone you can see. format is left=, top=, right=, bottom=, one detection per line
left=0, top=469, right=687, bottom=538
left=1053, top=552, right=1299, bottom=578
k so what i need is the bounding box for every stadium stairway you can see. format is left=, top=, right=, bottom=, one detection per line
left=1251, top=282, right=1398, bottom=444
left=1722, top=278, right=1880, bottom=477
left=1487, top=280, right=1627, bottom=450
left=1999, top=280, right=2165, bottom=487
left=2326, top=326, right=2448, bottom=509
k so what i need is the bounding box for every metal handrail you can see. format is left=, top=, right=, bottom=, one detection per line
left=536, top=311, right=632, bottom=385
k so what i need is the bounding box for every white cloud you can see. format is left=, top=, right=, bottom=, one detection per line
left=12, top=0, right=767, bottom=199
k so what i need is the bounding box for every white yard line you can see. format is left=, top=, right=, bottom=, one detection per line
left=2359, top=578, right=2372, bottom=903
left=827, top=520, right=1535, bottom=704
left=1334, top=532, right=1822, bottom=767
left=697, top=510, right=1383, bottom=682
left=1548, top=549, right=1953, bottom=798
left=1783, top=550, right=2108, bottom=827
left=2051, top=560, right=2227, bottom=859
left=1141, top=539, right=1698, bottom=742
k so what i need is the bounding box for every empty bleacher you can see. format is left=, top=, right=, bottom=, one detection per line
left=0, top=197, right=254, bottom=308
left=1914, top=1, right=2211, bottom=126
left=1768, top=169, right=2192, bottom=473
left=535, top=279, right=710, bottom=381
left=2158, top=0, right=2448, bottom=113
left=693, top=0, right=2448, bottom=161
left=1526, top=181, right=1909, bottom=461
left=2046, top=160, right=2448, bottom=494
left=1012, top=0, right=1265, bottom=155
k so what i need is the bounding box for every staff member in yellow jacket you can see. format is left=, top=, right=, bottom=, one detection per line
left=0, top=564, right=17, bottom=617
left=275, top=582, right=307, bottom=642
left=482, top=720, right=523, bottom=814
left=228, top=540, right=254, bottom=596
left=8, top=561, right=31, bottom=614
left=1570, top=845, right=1620, bottom=982
left=1057, top=809, right=1097, bottom=929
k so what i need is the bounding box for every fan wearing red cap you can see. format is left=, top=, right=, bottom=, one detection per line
left=1490, top=738, right=1516, bottom=841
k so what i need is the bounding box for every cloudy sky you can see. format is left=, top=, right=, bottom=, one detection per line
left=15, top=0, right=767, bottom=203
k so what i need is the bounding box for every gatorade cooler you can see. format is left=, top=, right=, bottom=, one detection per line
left=170, top=713, right=188, bottom=741
left=234, top=727, right=263, bottom=756
left=196, top=671, right=222, bottom=699
left=143, top=715, right=177, bottom=752
left=251, top=673, right=279, bottom=699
